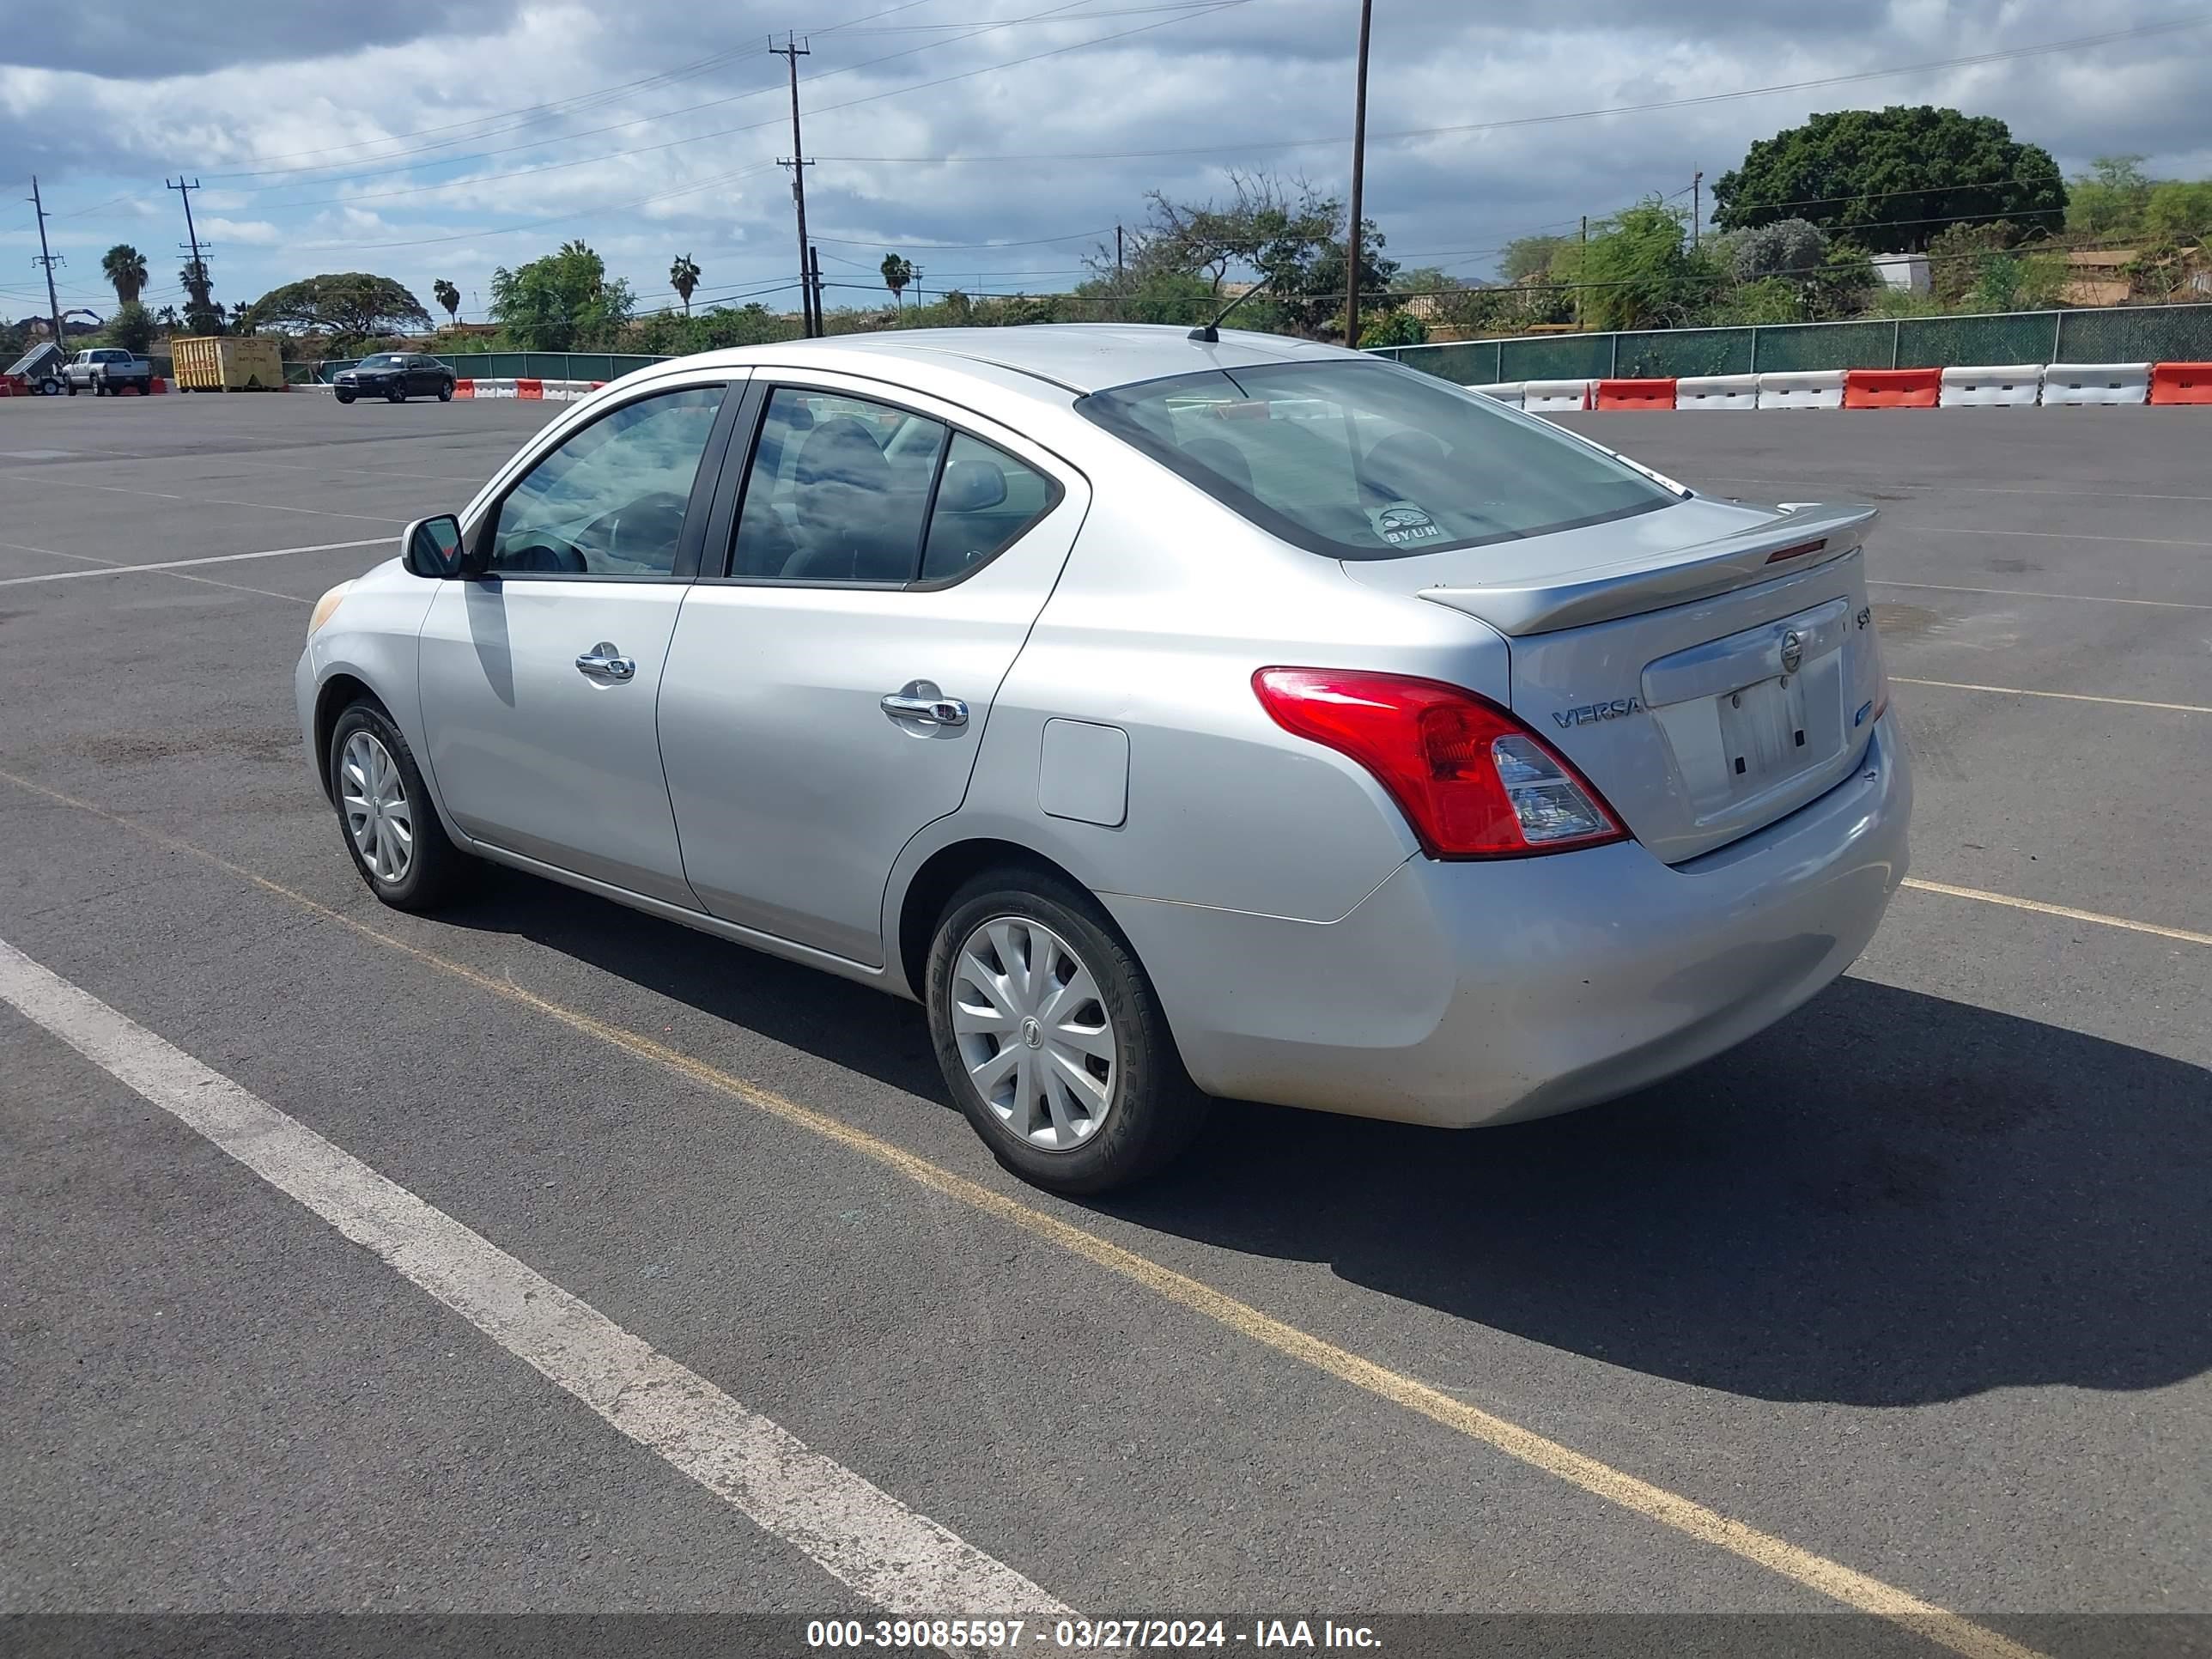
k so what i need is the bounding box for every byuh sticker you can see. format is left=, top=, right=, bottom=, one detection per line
left=1368, top=499, right=1443, bottom=546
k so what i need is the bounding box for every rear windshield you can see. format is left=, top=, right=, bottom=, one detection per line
left=1074, top=362, right=1679, bottom=560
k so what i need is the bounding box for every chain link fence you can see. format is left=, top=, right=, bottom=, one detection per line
left=1376, top=303, right=2212, bottom=385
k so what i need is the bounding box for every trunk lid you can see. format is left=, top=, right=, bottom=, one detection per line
left=1343, top=499, right=1887, bottom=864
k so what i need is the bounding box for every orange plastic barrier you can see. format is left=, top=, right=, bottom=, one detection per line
left=2148, top=362, right=2212, bottom=404
left=516, top=378, right=544, bottom=400
left=150, top=377, right=167, bottom=393
left=453, top=379, right=474, bottom=399
left=1844, top=368, right=1940, bottom=409
left=1595, top=377, right=1676, bottom=410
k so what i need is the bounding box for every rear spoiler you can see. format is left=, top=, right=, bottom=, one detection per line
left=1414, top=503, right=1879, bottom=637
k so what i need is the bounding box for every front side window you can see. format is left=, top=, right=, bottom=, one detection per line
left=486, top=385, right=725, bottom=578
left=1074, top=362, right=1679, bottom=560
left=729, top=388, right=948, bottom=582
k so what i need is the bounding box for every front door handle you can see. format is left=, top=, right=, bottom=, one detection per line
left=880, top=690, right=969, bottom=727
left=575, top=642, right=636, bottom=683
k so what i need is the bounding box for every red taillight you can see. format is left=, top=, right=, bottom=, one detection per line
left=1252, top=668, right=1627, bottom=859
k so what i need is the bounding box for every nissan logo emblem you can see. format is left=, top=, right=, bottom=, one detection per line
left=1780, top=629, right=1804, bottom=675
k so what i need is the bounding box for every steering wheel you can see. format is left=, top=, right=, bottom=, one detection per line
left=580, top=491, right=690, bottom=568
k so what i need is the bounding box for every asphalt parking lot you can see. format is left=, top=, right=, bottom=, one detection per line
left=2, top=390, right=2206, bottom=1656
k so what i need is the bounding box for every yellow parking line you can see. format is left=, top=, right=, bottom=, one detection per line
left=1902, top=878, right=2212, bottom=946
left=1892, top=678, right=2211, bottom=715
left=0, top=762, right=2047, bottom=1659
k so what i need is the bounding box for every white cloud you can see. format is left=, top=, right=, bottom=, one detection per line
left=4, top=0, right=2209, bottom=320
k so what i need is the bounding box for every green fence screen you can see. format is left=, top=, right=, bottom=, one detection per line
left=1383, top=303, right=2212, bottom=386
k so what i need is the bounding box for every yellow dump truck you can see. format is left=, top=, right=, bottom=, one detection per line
left=169, top=335, right=287, bottom=392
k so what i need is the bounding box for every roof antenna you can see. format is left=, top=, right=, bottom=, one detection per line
left=1188, top=271, right=1273, bottom=343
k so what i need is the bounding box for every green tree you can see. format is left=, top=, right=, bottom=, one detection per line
left=242, top=273, right=434, bottom=343
left=179, top=258, right=222, bottom=335
left=1071, top=267, right=1214, bottom=325
left=879, top=253, right=914, bottom=311
left=2066, top=155, right=2154, bottom=238
left=1498, top=234, right=1569, bottom=283
left=1725, top=217, right=1827, bottom=283
left=1358, top=309, right=1427, bottom=349
left=432, top=279, right=461, bottom=325
left=106, top=301, right=155, bottom=354
left=101, top=245, right=149, bottom=307
left=1559, top=200, right=1724, bottom=331
left=489, top=240, right=633, bottom=350
left=1712, top=106, right=2066, bottom=252
left=2143, top=180, right=2212, bottom=245
left=669, top=252, right=701, bottom=315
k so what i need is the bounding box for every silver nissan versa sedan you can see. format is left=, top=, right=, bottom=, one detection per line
left=297, top=325, right=1910, bottom=1193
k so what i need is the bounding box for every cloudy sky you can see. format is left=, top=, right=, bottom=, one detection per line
left=5, top=0, right=2210, bottom=328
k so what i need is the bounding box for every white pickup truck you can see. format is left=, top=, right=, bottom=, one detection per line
left=64, top=348, right=155, bottom=397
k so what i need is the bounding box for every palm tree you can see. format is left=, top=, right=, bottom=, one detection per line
left=669, top=253, right=701, bottom=315
left=101, top=245, right=149, bottom=307
left=880, top=253, right=914, bottom=311
left=432, top=279, right=461, bottom=325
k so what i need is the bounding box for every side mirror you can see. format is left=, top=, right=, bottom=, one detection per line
left=402, top=514, right=467, bottom=579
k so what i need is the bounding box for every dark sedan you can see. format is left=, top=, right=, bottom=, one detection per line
left=335, top=353, right=455, bottom=404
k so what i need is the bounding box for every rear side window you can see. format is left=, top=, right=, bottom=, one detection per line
left=1074, top=362, right=1678, bottom=560
left=919, top=434, right=1060, bottom=583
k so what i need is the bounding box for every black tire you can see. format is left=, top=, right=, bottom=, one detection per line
left=927, top=867, right=1208, bottom=1194
left=65, top=380, right=78, bottom=396
left=326, top=701, right=465, bottom=912
left=437, top=380, right=454, bottom=403
left=335, top=388, right=356, bottom=404
left=386, top=384, right=406, bottom=404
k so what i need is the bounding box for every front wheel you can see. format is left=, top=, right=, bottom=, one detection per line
left=327, top=702, right=465, bottom=911
left=927, top=870, right=1207, bottom=1194
left=65, top=380, right=78, bottom=396
left=335, top=389, right=356, bottom=404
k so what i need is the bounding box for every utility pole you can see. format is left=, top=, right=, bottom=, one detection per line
left=1577, top=214, right=1588, bottom=331
left=168, top=177, right=210, bottom=328
left=770, top=34, right=817, bottom=337
left=809, top=246, right=825, bottom=331
left=1343, top=0, right=1374, bottom=348
left=1115, top=224, right=1124, bottom=276
left=1692, top=170, right=1703, bottom=251
left=27, top=177, right=64, bottom=351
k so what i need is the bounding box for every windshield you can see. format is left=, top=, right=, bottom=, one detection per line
left=361, top=355, right=404, bottom=369
left=1074, top=361, right=1680, bottom=559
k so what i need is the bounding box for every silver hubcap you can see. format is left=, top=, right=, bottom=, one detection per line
left=339, top=731, right=413, bottom=884
left=951, top=916, right=1117, bottom=1153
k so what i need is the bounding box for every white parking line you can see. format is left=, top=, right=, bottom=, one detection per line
left=0, top=938, right=1070, bottom=1627
left=1900, top=880, right=2212, bottom=947
left=1869, top=579, right=2212, bottom=611
left=1893, top=678, right=2211, bottom=715
left=0, top=538, right=386, bottom=586
left=1921, top=526, right=2212, bottom=549
left=57, top=480, right=407, bottom=526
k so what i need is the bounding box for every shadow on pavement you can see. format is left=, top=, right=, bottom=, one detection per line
left=448, top=865, right=2212, bottom=1409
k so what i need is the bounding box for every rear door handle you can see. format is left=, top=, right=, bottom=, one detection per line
left=575, top=642, right=636, bottom=683
left=880, top=690, right=968, bottom=727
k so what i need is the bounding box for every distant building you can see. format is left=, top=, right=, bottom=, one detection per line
left=2062, top=249, right=2136, bottom=307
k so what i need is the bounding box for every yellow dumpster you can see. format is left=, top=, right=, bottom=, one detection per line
left=170, top=335, right=287, bottom=392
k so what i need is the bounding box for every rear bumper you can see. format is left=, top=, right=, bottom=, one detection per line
left=1106, top=714, right=1911, bottom=1128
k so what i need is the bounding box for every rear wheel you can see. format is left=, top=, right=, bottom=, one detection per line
left=927, top=869, right=1207, bottom=1194
left=437, top=380, right=454, bottom=403
left=327, top=702, right=465, bottom=911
